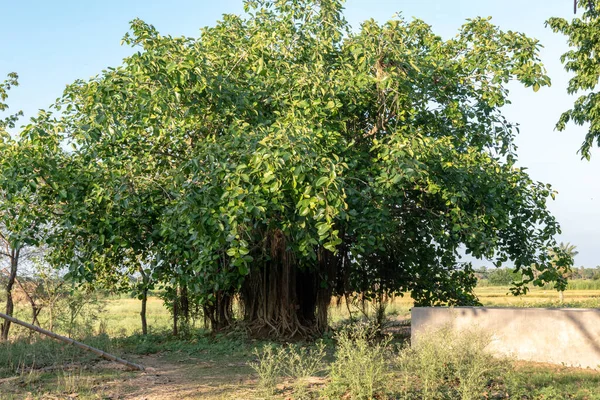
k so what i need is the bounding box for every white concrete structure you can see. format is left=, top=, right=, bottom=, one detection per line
left=411, top=307, right=600, bottom=369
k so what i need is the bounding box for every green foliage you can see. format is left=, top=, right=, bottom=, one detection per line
left=548, top=1, right=600, bottom=158
left=0, top=72, right=22, bottom=136
left=487, top=268, right=522, bottom=286
left=13, top=0, right=567, bottom=334
left=0, top=73, right=58, bottom=254
left=546, top=242, right=576, bottom=292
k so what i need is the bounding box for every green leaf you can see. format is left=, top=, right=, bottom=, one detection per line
left=226, top=248, right=237, bottom=257
left=315, top=177, right=328, bottom=187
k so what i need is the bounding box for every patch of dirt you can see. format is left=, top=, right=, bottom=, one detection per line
left=0, top=354, right=258, bottom=400
left=106, top=354, right=257, bottom=400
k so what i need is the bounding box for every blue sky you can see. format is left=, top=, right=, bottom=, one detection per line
left=1, top=0, right=598, bottom=267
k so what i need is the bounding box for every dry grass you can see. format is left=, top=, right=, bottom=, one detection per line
left=475, top=286, right=600, bottom=307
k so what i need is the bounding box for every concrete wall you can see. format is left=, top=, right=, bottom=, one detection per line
left=411, top=307, right=600, bottom=369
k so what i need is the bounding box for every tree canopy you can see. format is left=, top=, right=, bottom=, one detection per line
left=11, top=0, right=570, bottom=337
left=548, top=0, right=600, bottom=158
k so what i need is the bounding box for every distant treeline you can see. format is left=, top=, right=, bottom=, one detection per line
left=475, top=266, right=600, bottom=288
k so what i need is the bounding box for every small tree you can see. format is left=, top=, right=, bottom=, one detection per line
left=0, top=73, right=52, bottom=340
left=2, top=252, right=46, bottom=327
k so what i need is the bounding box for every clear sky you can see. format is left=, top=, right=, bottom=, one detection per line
left=1, top=0, right=597, bottom=267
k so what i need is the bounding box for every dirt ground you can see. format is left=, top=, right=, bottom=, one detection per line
left=0, top=353, right=259, bottom=400
left=119, top=355, right=256, bottom=400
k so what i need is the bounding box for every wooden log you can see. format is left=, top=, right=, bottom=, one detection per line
left=0, top=311, right=145, bottom=371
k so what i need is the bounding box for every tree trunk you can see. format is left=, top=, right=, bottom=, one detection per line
left=180, top=284, right=189, bottom=326
left=140, top=289, right=148, bottom=335
left=138, top=266, right=149, bottom=335
left=204, top=291, right=233, bottom=331
left=238, top=230, right=336, bottom=338
left=172, top=288, right=178, bottom=336
left=49, top=302, right=55, bottom=332
left=1, top=248, right=19, bottom=341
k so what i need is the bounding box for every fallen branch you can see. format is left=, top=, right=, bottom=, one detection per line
left=0, top=312, right=145, bottom=371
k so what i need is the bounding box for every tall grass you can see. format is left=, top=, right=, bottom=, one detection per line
left=248, top=344, right=286, bottom=397
left=326, top=323, right=392, bottom=400
left=0, top=334, right=114, bottom=378
left=249, top=322, right=521, bottom=399
left=249, top=341, right=327, bottom=399
left=4, top=317, right=600, bottom=399
left=397, top=325, right=511, bottom=400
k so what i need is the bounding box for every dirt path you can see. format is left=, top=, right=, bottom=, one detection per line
left=106, top=354, right=257, bottom=400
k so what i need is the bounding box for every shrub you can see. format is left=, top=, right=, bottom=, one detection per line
left=249, top=344, right=286, bottom=398
left=284, top=341, right=327, bottom=399
left=397, top=324, right=510, bottom=400
left=488, top=268, right=522, bottom=286
left=249, top=341, right=327, bottom=399
left=325, top=323, right=392, bottom=399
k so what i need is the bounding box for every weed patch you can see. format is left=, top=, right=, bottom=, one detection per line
left=325, top=323, right=392, bottom=400
left=397, top=325, right=511, bottom=400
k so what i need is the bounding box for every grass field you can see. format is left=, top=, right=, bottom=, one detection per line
left=3, top=284, right=599, bottom=338
left=2, top=285, right=600, bottom=398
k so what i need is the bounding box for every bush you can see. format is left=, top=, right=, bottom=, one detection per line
left=249, top=344, right=286, bottom=398
left=249, top=341, right=327, bottom=399
left=249, top=323, right=517, bottom=399
left=285, top=342, right=326, bottom=399
left=487, top=268, right=522, bottom=286
left=397, top=324, right=511, bottom=400
left=325, top=323, right=392, bottom=400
